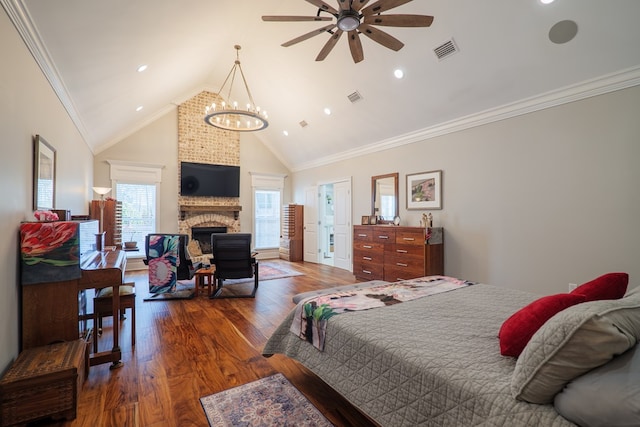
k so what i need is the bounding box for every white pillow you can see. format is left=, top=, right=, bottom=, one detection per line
left=511, top=291, right=640, bottom=404
left=554, top=344, right=640, bottom=426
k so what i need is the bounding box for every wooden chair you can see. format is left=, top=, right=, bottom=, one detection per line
left=93, top=283, right=136, bottom=353
left=210, top=233, right=259, bottom=299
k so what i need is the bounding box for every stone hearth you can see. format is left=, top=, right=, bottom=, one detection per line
left=179, top=210, right=240, bottom=264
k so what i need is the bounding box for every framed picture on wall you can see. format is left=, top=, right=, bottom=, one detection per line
left=33, top=135, right=56, bottom=210
left=406, top=170, right=442, bottom=210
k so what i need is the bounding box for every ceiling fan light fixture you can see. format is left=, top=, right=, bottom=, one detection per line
left=204, top=45, right=268, bottom=132
left=337, top=10, right=360, bottom=31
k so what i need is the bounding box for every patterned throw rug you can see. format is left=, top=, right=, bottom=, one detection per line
left=222, top=261, right=304, bottom=285
left=200, top=373, right=333, bottom=427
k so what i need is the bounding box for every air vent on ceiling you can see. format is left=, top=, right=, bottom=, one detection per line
left=299, top=120, right=308, bottom=128
left=433, top=38, right=459, bottom=61
left=347, top=91, right=363, bottom=103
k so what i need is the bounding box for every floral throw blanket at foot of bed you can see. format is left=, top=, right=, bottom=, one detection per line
left=290, top=276, right=475, bottom=351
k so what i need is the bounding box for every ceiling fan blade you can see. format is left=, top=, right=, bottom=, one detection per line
left=361, top=0, right=412, bottom=16
left=364, top=14, right=434, bottom=27
left=337, top=0, right=351, bottom=11
left=352, top=0, right=371, bottom=12
left=262, top=15, right=333, bottom=22
left=316, top=29, right=344, bottom=61
left=348, top=30, right=364, bottom=63
left=358, top=24, right=404, bottom=51
left=281, top=24, right=337, bottom=47
left=304, top=0, right=339, bottom=15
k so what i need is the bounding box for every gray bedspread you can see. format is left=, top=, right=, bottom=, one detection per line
left=263, top=283, right=576, bottom=426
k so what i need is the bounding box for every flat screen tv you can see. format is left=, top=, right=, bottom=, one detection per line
left=180, top=162, right=240, bottom=197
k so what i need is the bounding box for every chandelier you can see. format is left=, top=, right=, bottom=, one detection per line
left=204, top=45, right=268, bottom=132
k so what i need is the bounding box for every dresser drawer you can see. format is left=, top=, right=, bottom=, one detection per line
left=354, top=241, right=384, bottom=252
left=353, top=260, right=384, bottom=280
left=384, top=264, right=425, bottom=282
left=385, top=243, right=424, bottom=257
left=373, top=227, right=395, bottom=242
left=353, top=227, right=374, bottom=242
left=395, top=229, right=425, bottom=245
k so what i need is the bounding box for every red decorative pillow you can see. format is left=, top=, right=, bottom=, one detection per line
left=499, top=293, right=586, bottom=357
left=570, top=272, right=629, bottom=302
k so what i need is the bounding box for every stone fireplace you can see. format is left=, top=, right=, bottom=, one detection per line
left=177, top=91, right=242, bottom=263
left=191, top=226, right=227, bottom=254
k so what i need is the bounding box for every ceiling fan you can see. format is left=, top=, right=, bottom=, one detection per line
left=262, top=0, right=434, bottom=63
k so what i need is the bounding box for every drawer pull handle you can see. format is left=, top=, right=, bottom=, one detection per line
left=396, top=249, right=407, bottom=253
left=358, top=234, right=367, bottom=237
left=378, top=236, right=389, bottom=239
left=363, top=245, right=372, bottom=249
left=403, top=237, right=415, bottom=241
left=362, top=270, right=372, bottom=274
left=396, top=263, right=408, bottom=267
left=363, top=257, right=372, bottom=261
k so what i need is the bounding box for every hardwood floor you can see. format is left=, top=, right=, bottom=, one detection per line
left=46, top=260, right=376, bottom=427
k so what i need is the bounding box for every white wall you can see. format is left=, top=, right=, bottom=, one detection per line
left=0, top=10, right=94, bottom=370
left=293, top=86, right=640, bottom=296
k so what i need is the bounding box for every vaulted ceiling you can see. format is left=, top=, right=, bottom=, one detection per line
left=4, top=0, right=640, bottom=170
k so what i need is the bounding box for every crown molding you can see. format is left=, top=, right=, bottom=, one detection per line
left=292, top=66, right=640, bottom=172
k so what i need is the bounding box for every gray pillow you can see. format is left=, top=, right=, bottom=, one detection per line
left=554, top=344, right=640, bottom=426
left=511, top=291, right=640, bottom=404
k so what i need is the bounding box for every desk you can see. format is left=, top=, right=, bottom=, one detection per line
left=21, top=250, right=126, bottom=369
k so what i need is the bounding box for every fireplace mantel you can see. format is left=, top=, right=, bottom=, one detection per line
left=179, top=205, right=242, bottom=220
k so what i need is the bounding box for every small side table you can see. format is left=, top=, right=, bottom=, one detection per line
left=194, top=267, right=215, bottom=297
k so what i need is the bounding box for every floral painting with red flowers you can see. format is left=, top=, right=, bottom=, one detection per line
left=20, top=221, right=81, bottom=285
left=147, top=234, right=179, bottom=294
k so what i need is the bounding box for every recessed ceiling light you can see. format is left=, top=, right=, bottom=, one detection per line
left=136, top=106, right=143, bottom=112
left=137, top=64, right=148, bottom=72
left=394, top=69, right=404, bottom=79
left=283, top=130, right=289, bottom=136
left=540, top=0, right=555, bottom=4
left=324, top=107, right=331, bottom=115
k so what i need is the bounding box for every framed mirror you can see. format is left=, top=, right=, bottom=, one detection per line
left=33, top=135, right=56, bottom=210
left=371, top=172, right=399, bottom=224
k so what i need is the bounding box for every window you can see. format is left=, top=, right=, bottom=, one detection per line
left=116, top=183, right=156, bottom=249
left=107, top=160, right=163, bottom=253
left=251, top=173, right=286, bottom=250
left=254, top=189, right=280, bottom=249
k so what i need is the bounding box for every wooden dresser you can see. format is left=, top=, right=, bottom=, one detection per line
left=280, top=204, right=303, bottom=261
left=353, top=225, right=444, bottom=282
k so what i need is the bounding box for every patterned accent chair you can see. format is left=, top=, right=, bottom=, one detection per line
left=144, top=234, right=201, bottom=294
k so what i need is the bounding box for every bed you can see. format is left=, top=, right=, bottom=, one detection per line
left=263, top=277, right=640, bottom=426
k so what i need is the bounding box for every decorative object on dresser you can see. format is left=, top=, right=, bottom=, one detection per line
left=353, top=225, right=444, bottom=282
left=280, top=204, right=303, bottom=262
left=406, top=170, right=443, bottom=210
left=0, top=339, right=87, bottom=427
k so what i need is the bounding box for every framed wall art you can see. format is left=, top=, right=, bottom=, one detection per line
left=33, top=135, right=56, bottom=210
left=406, top=170, right=442, bottom=210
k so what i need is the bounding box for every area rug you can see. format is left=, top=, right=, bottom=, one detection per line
left=222, top=261, right=304, bottom=285
left=200, top=373, right=333, bottom=427
left=143, top=281, right=195, bottom=301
